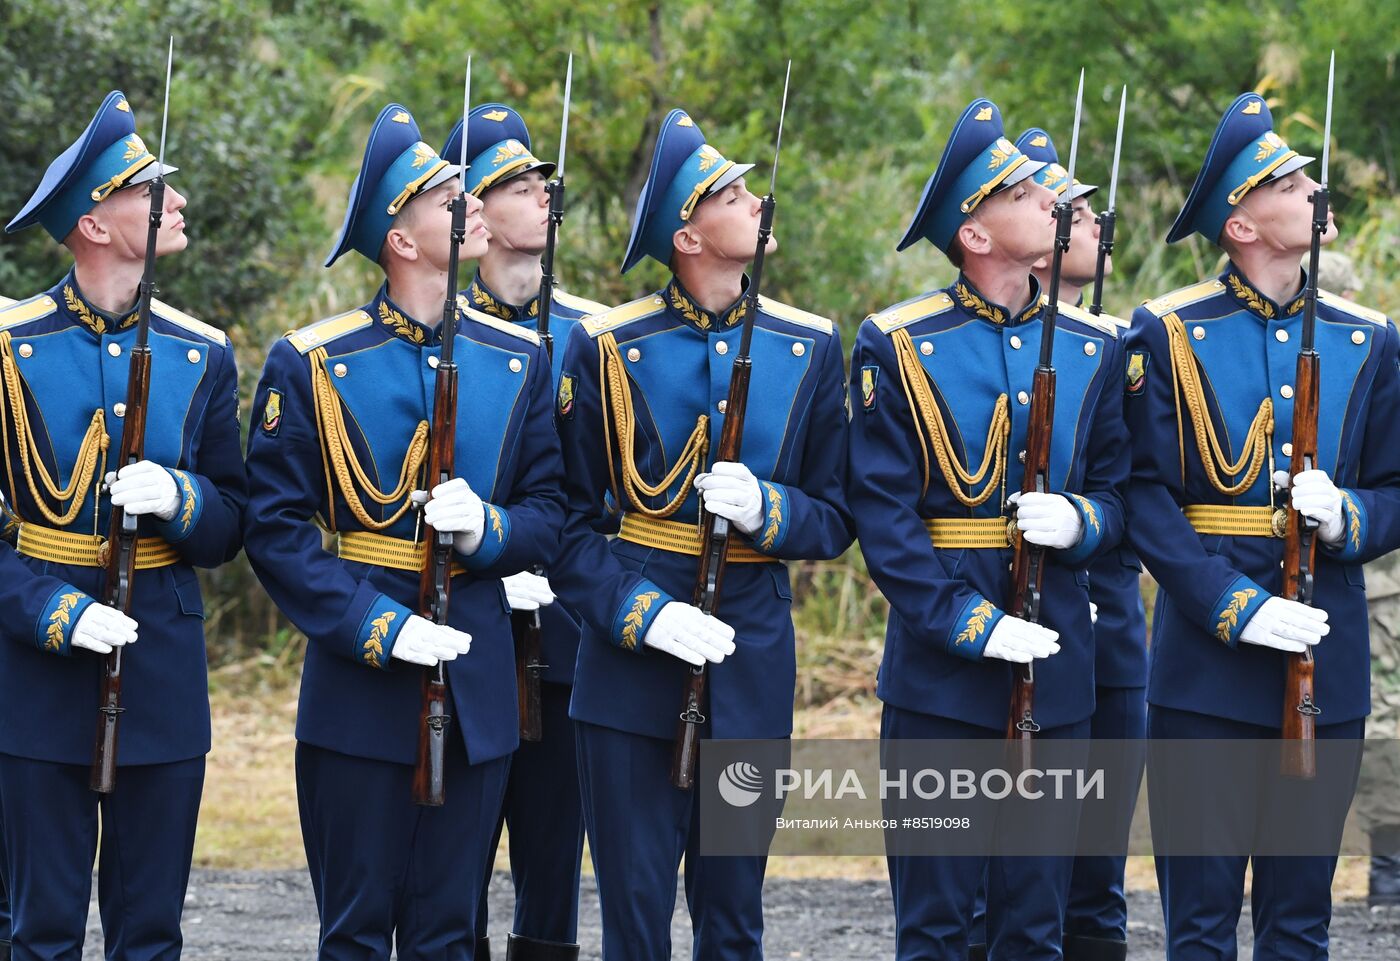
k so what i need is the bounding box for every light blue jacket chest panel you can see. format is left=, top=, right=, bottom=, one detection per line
left=911, top=317, right=1103, bottom=505
left=613, top=318, right=815, bottom=518
left=1184, top=307, right=1373, bottom=502
left=321, top=332, right=530, bottom=535
left=10, top=324, right=210, bottom=530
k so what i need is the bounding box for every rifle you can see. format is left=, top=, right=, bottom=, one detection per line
left=515, top=53, right=574, bottom=743
left=92, top=38, right=175, bottom=794
left=412, top=57, right=471, bottom=806
left=1088, top=86, right=1126, bottom=318
left=671, top=62, right=791, bottom=790
left=1005, top=70, right=1084, bottom=765
left=1280, top=51, right=1334, bottom=780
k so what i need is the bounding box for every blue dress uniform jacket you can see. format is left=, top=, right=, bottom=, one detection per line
left=243, top=284, right=565, bottom=766
left=0, top=273, right=245, bottom=766
left=553, top=276, right=854, bottom=740
left=850, top=275, right=1130, bottom=732
left=1125, top=267, right=1400, bottom=727
left=461, top=271, right=610, bottom=685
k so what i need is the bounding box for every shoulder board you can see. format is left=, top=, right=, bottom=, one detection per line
left=1054, top=300, right=1121, bottom=338
left=582, top=295, right=665, bottom=338
left=759, top=297, right=834, bottom=335
left=457, top=298, right=541, bottom=346
left=552, top=289, right=612, bottom=317
left=1141, top=279, right=1225, bottom=317
left=0, top=296, right=12, bottom=308
left=151, top=298, right=226, bottom=345
left=0, top=294, right=58, bottom=331
left=870, top=291, right=955, bottom=334
left=286, top=308, right=373, bottom=355
left=1319, top=290, right=1388, bottom=327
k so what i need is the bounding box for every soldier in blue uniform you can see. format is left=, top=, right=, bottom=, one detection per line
left=441, top=103, right=609, bottom=961
left=243, top=103, right=566, bottom=960
left=1019, top=128, right=1147, bottom=961
left=1125, top=94, right=1400, bottom=959
left=0, top=92, right=246, bottom=961
left=550, top=109, right=853, bottom=960
left=849, top=99, right=1129, bottom=961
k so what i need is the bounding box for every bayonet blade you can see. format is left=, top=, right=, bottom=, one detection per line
left=769, top=60, right=792, bottom=196
left=1321, top=50, right=1335, bottom=187
left=1064, top=68, right=1084, bottom=194
left=460, top=56, right=472, bottom=189
left=1107, top=84, right=1126, bottom=213
left=157, top=36, right=174, bottom=171
left=556, top=53, right=573, bottom=181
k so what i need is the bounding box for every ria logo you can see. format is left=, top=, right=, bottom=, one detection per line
left=718, top=761, right=764, bottom=807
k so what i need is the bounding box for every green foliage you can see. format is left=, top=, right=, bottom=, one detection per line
left=0, top=0, right=1396, bottom=665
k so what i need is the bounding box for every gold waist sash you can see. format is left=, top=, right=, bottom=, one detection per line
left=618, top=514, right=771, bottom=563
left=1183, top=504, right=1285, bottom=538
left=925, top=516, right=1013, bottom=549
left=336, top=530, right=466, bottom=576
left=16, top=523, right=178, bottom=570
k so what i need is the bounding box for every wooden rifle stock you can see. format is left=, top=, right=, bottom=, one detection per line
left=412, top=189, right=467, bottom=806
left=1006, top=369, right=1055, bottom=764
left=671, top=360, right=751, bottom=789
left=1279, top=182, right=1329, bottom=779
left=91, top=179, right=165, bottom=794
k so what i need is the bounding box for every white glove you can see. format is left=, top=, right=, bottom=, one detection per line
left=502, top=570, right=555, bottom=612
left=982, top=615, right=1061, bottom=663
left=642, top=601, right=737, bottom=667
left=1277, top=469, right=1346, bottom=546
left=414, top=478, right=486, bottom=555
left=1011, top=491, right=1085, bottom=550
left=1238, top=596, right=1329, bottom=653
left=71, top=603, right=139, bottom=655
left=390, top=614, right=473, bottom=667
left=694, top=461, right=765, bottom=536
left=1090, top=601, right=1099, bottom=625
left=105, top=461, right=181, bottom=521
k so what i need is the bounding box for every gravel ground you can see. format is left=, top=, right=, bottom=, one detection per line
left=72, top=869, right=1400, bottom=959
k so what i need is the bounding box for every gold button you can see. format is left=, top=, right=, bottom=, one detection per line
left=653, top=297, right=664, bottom=305
left=1282, top=442, right=1294, bottom=457
left=509, top=358, right=523, bottom=373
left=1084, top=342, right=1097, bottom=356
left=1280, top=384, right=1293, bottom=399
left=113, top=402, right=127, bottom=418
left=1017, top=390, right=1029, bottom=405
left=1009, top=336, right=1022, bottom=350
left=334, top=363, right=348, bottom=378
left=428, top=355, right=440, bottom=369
left=718, top=400, right=728, bottom=413
left=627, top=347, right=641, bottom=362
left=1276, top=329, right=1289, bottom=343
left=107, top=343, right=122, bottom=357
left=793, top=342, right=807, bottom=357
left=1353, top=330, right=1366, bottom=345
left=17, top=343, right=33, bottom=359
left=919, top=341, right=933, bottom=356
left=1192, top=326, right=1205, bottom=341
left=716, top=341, right=729, bottom=355
left=187, top=349, right=200, bottom=364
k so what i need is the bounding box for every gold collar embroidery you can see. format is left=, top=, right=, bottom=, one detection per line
left=1223, top=271, right=1305, bottom=321
left=63, top=285, right=137, bottom=336
left=377, top=298, right=427, bottom=345
left=665, top=278, right=746, bottom=331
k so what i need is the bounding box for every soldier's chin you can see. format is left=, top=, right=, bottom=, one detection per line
left=158, top=233, right=190, bottom=257
left=463, top=233, right=491, bottom=259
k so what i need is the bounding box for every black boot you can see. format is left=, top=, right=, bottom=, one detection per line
left=1064, top=933, right=1129, bottom=961
left=1370, top=824, right=1400, bottom=908
left=505, top=932, right=580, bottom=961
left=474, top=936, right=491, bottom=960
left=966, top=944, right=987, bottom=961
